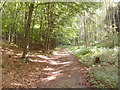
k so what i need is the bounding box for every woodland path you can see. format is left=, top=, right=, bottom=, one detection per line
left=3, top=47, right=90, bottom=88
left=36, top=49, right=90, bottom=88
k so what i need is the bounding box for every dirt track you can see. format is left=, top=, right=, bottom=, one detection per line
left=3, top=48, right=90, bottom=88
left=37, top=49, right=90, bottom=88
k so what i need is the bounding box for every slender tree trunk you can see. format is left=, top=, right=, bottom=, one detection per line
left=8, top=28, right=11, bottom=42
left=117, top=4, right=120, bottom=33
left=30, top=11, right=36, bottom=48
left=14, top=26, right=17, bottom=44
left=42, top=8, right=45, bottom=51
left=22, top=3, right=34, bottom=60
left=83, top=13, right=89, bottom=47
left=8, top=25, right=13, bottom=43
left=39, top=12, right=43, bottom=40
left=46, top=3, right=50, bottom=51
left=47, top=3, right=51, bottom=50
left=43, top=6, right=48, bottom=51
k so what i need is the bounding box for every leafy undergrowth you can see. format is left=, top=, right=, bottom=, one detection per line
left=94, top=35, right=118, bottom=48
left=67, top=46, right=118, bottom=88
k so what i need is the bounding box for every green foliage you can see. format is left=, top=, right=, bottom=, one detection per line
left=89, top=65, right=118, bottom=88
left=2, top=2, right=103, bottom=50
left=95, top=35, right=118, bottom=48
left=68, top=45, right=118, bottom=88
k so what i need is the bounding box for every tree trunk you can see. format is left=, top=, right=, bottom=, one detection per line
left=39, top=12, right=43, bottom=40
left=8, top=28, right=11, bottom=42
left=22, top=3, right=34, bottom=60
left=83, top=14, right=89, bottom=47
left=8, top=26, right=13, bottom=43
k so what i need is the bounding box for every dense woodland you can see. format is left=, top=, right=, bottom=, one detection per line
left=1, top=1, right=120, bottom=88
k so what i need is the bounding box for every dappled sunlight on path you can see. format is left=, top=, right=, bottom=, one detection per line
left=2, top=47, right=90, bottom=88
left=33, top=49, right=90, bottom=88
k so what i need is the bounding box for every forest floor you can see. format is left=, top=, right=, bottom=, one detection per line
left=2, top=45, right=91, bottom=88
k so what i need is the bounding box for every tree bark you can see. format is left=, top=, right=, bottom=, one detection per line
left=83, top=13, right=89, bottom=47
left=22, top=3, right=34, bottom=60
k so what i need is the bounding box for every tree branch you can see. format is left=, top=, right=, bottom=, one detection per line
left=34, top=2, right=73, bottom=8
left=34, top=2, right=55, bottom=8
left=0, top=0, right=7, bottom=12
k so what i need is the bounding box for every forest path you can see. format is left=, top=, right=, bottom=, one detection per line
left=37, top=49, right=90, bottom=88
left=3, top=47, right=90, bottom=88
